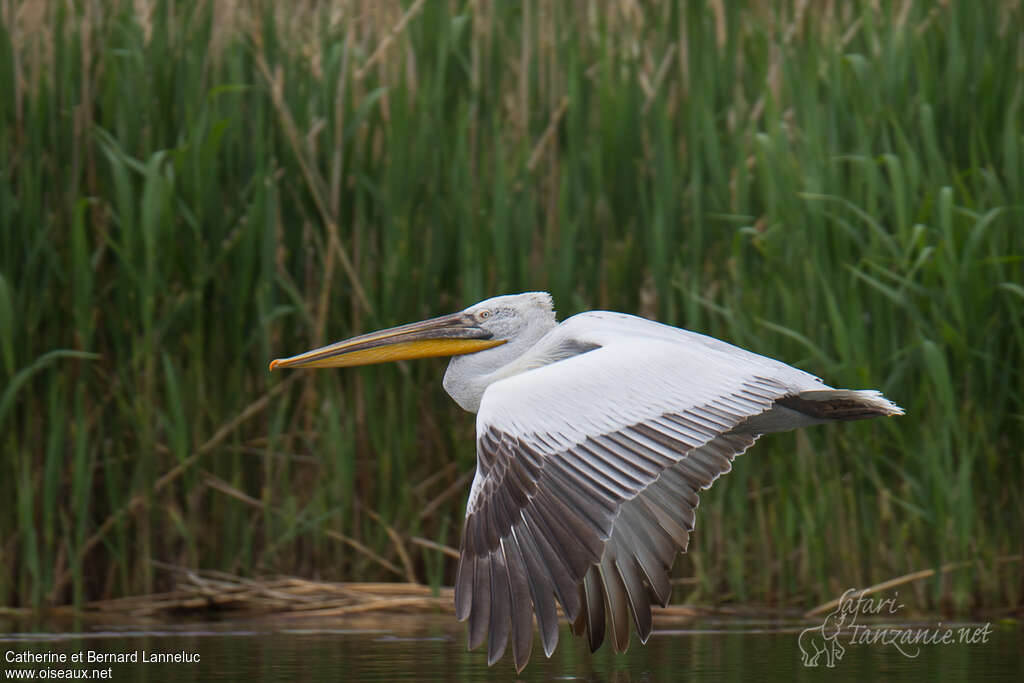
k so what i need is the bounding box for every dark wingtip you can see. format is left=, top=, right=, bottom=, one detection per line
left=454, top=555, right=473, bottom=622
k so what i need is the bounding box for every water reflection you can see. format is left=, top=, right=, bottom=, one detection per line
left=1, top=614, right=1018, bottom=681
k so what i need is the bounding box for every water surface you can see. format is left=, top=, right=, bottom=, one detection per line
left=2, top=614, right=1018, bottom=681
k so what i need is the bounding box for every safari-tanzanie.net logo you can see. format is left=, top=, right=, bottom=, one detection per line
left=798, top=588, right=993, bottom=668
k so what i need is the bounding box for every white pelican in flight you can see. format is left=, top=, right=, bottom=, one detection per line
left=270, top=292, right=903, bottom=671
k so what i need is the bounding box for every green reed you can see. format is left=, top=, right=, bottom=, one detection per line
left=0, top=0, right=1020, bottom=611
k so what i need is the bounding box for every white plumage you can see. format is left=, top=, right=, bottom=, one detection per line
left=270, top=291, right=904, bottom=672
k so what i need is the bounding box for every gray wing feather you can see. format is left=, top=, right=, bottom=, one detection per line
left=574, top=431, right=759, bottom=651
left=456, top=377, right=785, bottom=668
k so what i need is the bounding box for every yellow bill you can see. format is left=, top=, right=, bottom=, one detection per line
left=269, top=312, right=505, bottom=371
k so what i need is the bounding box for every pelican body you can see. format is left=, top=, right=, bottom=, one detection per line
left=270, top=292, right=903, bottom=672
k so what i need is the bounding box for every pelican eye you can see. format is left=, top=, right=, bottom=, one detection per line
left=474, top=309, right=492, bottom=322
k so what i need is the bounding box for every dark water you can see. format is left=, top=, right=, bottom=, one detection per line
left=2, top=614, right=1019, bottom=681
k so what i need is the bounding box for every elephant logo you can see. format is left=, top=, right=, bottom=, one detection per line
left=798, top=607, right=847, bottom=667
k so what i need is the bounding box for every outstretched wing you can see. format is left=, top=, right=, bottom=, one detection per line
left=454, top=313, right=821, bottom=671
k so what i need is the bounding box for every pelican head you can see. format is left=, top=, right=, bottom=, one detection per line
left=270, top=292, right=559, bottom=411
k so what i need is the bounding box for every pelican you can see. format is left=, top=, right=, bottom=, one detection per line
left=270, top=292, right=903, bottom=671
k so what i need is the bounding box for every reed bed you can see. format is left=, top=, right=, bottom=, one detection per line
left=78, top=569, right=456, bottom=619
left=1, top=0, right=1021, bottom=614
